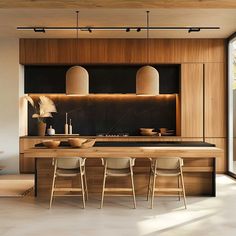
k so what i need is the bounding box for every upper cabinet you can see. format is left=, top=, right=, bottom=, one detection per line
left=20, top=39, right=226, bottom=65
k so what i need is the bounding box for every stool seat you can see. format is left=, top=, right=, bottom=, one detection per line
left=106, top=168, right=131, bottom=176
left=56, top=168, right=80, bottom=177
left=155, top=169, right=181, bottom=176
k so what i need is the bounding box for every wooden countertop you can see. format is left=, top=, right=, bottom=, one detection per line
left=20, top=135, right=180, bottom=139
left=24, top=146, right=223, bottom=159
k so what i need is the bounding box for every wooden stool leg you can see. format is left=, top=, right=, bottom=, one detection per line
left=80, top=165, right=86, bottom=209
left=178, top=175, right=181, bottom=201
left=147, top=165, right=152, bottom=201
left=151, top=172, right=156, bottom=209
left=100, top=166, right=107, bottom=209
left=180, top=172, right=187, bottom=209
left=83, top=168, right=89, bottom=201
left=49, top=160, right=57, bottom=209
left=130, top=171, right=136, bottom=209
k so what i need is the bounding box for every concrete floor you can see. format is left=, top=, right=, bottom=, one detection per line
left=0, top=175, right=236, bottom=236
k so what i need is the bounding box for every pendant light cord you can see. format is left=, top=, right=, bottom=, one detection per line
left=76, top=11, right=79, bottom=39
left=146, top=11, right=150, bottom=64
left=76, top=11, right=79, bottom=52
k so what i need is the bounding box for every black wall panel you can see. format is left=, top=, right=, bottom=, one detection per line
left=24, top=64, right=180, bottom=94
left=28, top=95, right=176, bottom=136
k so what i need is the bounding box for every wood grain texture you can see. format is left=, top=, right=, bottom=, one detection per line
left=19, top=154, right=35, bottom=173
left=176, top=94, right=181, bottom=136
left=2, top=0, right=236, bottom=8
left=181, top=64, right=203, bottom=137
left=23, top=146, right=223, bottom=159
left=20, top=136, right=224, bottom=173
left=36, top=158, right=215, bottom=197
left=20, top=136, right=183, bottom=173
left=19, top=39, right=226, bottom=65
left=205, top=138, right=227, bottom=173
left=204, top=63, right=226, bottom=138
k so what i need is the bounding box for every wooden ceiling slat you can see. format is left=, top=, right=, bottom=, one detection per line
left=1, top=0, right=236, bottom=9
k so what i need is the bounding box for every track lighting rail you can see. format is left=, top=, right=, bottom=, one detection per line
left=17, top=26, right=220, bottom=33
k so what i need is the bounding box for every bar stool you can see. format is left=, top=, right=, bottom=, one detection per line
left=147, top=157, right=187, bottom=209
left=49, top=157, right=88, bottom=209
left=100, top=158, right=136, bottom=209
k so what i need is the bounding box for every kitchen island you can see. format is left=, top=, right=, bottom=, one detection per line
left=23, top=141, right=223, bottom=198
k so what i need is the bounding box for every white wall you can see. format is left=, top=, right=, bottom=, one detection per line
left=0, top=38, right=21, bottom=174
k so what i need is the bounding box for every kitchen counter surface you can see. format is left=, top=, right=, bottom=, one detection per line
left=34, top=141, right=215, bottom=148
left=94, top=141, right=215, bottom=147
left=20, top=135, right=180, bottom=139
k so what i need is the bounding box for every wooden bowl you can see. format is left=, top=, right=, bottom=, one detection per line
left=140, top=128, right=154, bottom=132
left=81, top=139, right=96, bottom=148
left=42, top=140, right=61, bottom=148
left=141, top=131, right=158, bottom=136
left=68, top=138, right=87, bottom=148
left=159, top=128, right=167, bottom=134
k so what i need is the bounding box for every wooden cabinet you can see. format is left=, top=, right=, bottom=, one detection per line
left=181, top=64, right=204, bottom=137
left=205, top=138, right=227, bottom=173
left=19, top=39, right=226, bottom=65
left=204, top=63, right=226, bottom=138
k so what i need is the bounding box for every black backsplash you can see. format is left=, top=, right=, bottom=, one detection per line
left=25, top=64, right=180, bottom=94
left=28, top=95, right=176, bottom=136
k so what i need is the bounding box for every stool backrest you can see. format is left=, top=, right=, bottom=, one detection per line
left=105, top=158, right=131, bottom=169
left=57, top=158, right=81, bottom=169
left=155, top=157, right=183, bottom=170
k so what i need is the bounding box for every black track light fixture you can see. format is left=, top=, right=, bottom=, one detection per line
left=33, top=27, right=45, bottom=33
left=188, top=27, right=201, bottom=33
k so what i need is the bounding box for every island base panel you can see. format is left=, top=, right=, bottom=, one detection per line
left=35, top=158, right=215, bottom=198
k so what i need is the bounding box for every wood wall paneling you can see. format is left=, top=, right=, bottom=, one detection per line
left=181, top=64, right=204, bottom=137
left=207, top=39, right=226, bottom=63
left=176, top=94, right=181, bottom=136
left=204, top=63, right=226, bottom=137
left=19, top=39, right=226, bottom=65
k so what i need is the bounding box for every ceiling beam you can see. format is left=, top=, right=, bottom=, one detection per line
left=1, top=0, right=236, bottom=9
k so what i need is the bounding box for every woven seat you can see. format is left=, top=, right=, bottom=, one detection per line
left=106, top=168, right=131, bottom=176
left=56, top=168, right=80, bottom=177
left=155, top=169, right=181, bottom=176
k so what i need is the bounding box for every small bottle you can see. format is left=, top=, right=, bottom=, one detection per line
left=69, top=119, right=73, bottom=135
left=47, top=125, right=55, bottom=135
left=65, top=112, right=68, bottom=134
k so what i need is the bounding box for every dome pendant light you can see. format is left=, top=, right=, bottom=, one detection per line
left=136, top=11, right=159, bottom=96
left=66, top=11, right=89, bottom=95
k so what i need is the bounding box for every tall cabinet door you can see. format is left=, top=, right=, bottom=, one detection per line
left=204, top=63, right=226, bottom=138
left=204, top=63, right=226, bottom=173
left=181, top=64, right=204, bottom=137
